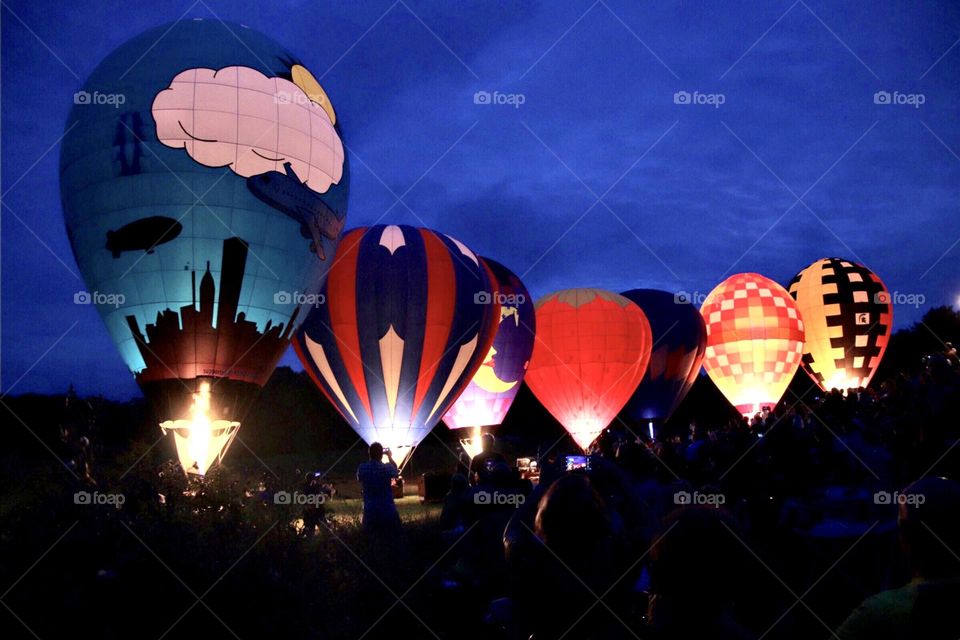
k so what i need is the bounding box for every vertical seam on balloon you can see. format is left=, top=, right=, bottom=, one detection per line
left=271, top=73, right=279, bottom=174
left=306, top=80, right=313, bottom=188
left=409, top=229, right=453, bottom=421
left=230, top=72, right=239, bottom=171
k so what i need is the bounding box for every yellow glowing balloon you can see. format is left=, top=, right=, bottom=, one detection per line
left=788, top=258, right=893, bottom=391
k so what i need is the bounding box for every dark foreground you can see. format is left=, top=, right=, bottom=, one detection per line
left=2, top=345, right=960, bottom=639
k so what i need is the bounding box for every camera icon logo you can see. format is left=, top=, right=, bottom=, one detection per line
left=873, top=491, right=891, bottom=504
left=274, top=491, right=292, bottom=505
left=73, top=91, right=91, bottom=105
left=74, top=491, right=92, bottom=504
left=874, top=91, right=891, bottom=105
left=673, top=91, right=691, bottom=105
left=874, top=291, right=891, bottom=305
left=274, top=291, right=292, bottom=305
left=74, top=291, right=92, bottom=305
left=474, top=291, right=492, bottom=305
left=674, top=291, right=691, bottom=304
left=474, top=491, right=492, bottom=505
left=673, top=491, right=691, bottom=505
left=473, top=91, right=491, bottom=105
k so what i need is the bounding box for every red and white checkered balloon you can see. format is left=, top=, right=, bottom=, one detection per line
left=700, top=273, right=805, bottom=416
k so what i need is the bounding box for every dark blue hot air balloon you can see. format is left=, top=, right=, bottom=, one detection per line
left=620, top=289, right=707, bottom=425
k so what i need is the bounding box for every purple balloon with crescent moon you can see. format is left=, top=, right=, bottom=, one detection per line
left=443, top=258, right=536, bottom=430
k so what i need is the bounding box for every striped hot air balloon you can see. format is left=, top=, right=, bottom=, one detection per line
left=620, top=289, right=707, bottom=425
left=525, top=288, right=652, bottom=451
left=701, top=273, right=805, bottom=417
left=788, top=258, right=893, bottom=392
left=293, top=225, right=500, bottom=466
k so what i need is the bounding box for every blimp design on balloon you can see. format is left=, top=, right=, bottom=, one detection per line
left=60, top=20, right=349, bottom=475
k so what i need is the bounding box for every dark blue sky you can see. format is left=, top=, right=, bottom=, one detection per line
left=3, top=0, right=959, bottom=399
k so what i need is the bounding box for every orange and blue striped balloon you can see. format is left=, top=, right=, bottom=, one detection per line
left=294, top=225, right=500, bottom=458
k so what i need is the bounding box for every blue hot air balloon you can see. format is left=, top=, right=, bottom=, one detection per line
left=60, top=20, right=349, bottom=473
left=293, top=225, right=500, bottom=467
left=442, top=258, right=535, bottom=454
left=620, top=289, right=707, bottom=427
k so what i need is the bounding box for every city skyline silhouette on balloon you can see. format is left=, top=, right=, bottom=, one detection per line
left=60, top=20, right=349, bottom=474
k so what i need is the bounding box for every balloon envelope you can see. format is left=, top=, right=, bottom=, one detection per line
left=525, top=288, right=652, bottom=451
left=443, top=258, right=536, bottom=430
left=60, top=21, right=348, bottom=472
left=788, top=258, right=893, bottom=391
left=620, top=289, right=707, bottom=423
left=294, top=225, right=499, bottom=459
left=701, top=273, right=805, bottom=417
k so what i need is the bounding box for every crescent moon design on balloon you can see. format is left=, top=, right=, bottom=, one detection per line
left=472, top=346, right=519, bottom=394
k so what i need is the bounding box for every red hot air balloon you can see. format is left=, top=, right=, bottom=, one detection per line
left=293, top=225, right=500, bottom=467
left=525, top=288, right=652, bottom=451
left=701, top=273, right=805, bottom=417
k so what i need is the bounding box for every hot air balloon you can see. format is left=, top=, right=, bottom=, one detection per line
left=293, top=225, right=500, bottom=468
left=60, top=21, right=348, bottom=474
left=620, top=289, right=707, bottom=434
left=788, top=258, right=893, bottom=392
left=700, top=273, right=805, bottom=417
left=442, top=258, right=536, bottom=457
left=525, top=289, right=652, bottom=451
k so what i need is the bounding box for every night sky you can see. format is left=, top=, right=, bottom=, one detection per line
left=3, top=0, right=959, bottom=399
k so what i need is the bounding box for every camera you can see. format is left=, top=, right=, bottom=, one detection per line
left=564, top=455, right=590, bottom=472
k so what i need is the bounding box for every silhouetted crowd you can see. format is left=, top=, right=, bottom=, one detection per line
left=418, top=353, right=960, bottom=639
left=39, top=348, right=960, bottom=639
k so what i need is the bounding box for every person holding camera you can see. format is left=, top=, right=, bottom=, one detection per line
left=356, top=442, right=401, bottom=536
left=469, top=433, right=507, bottom=486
